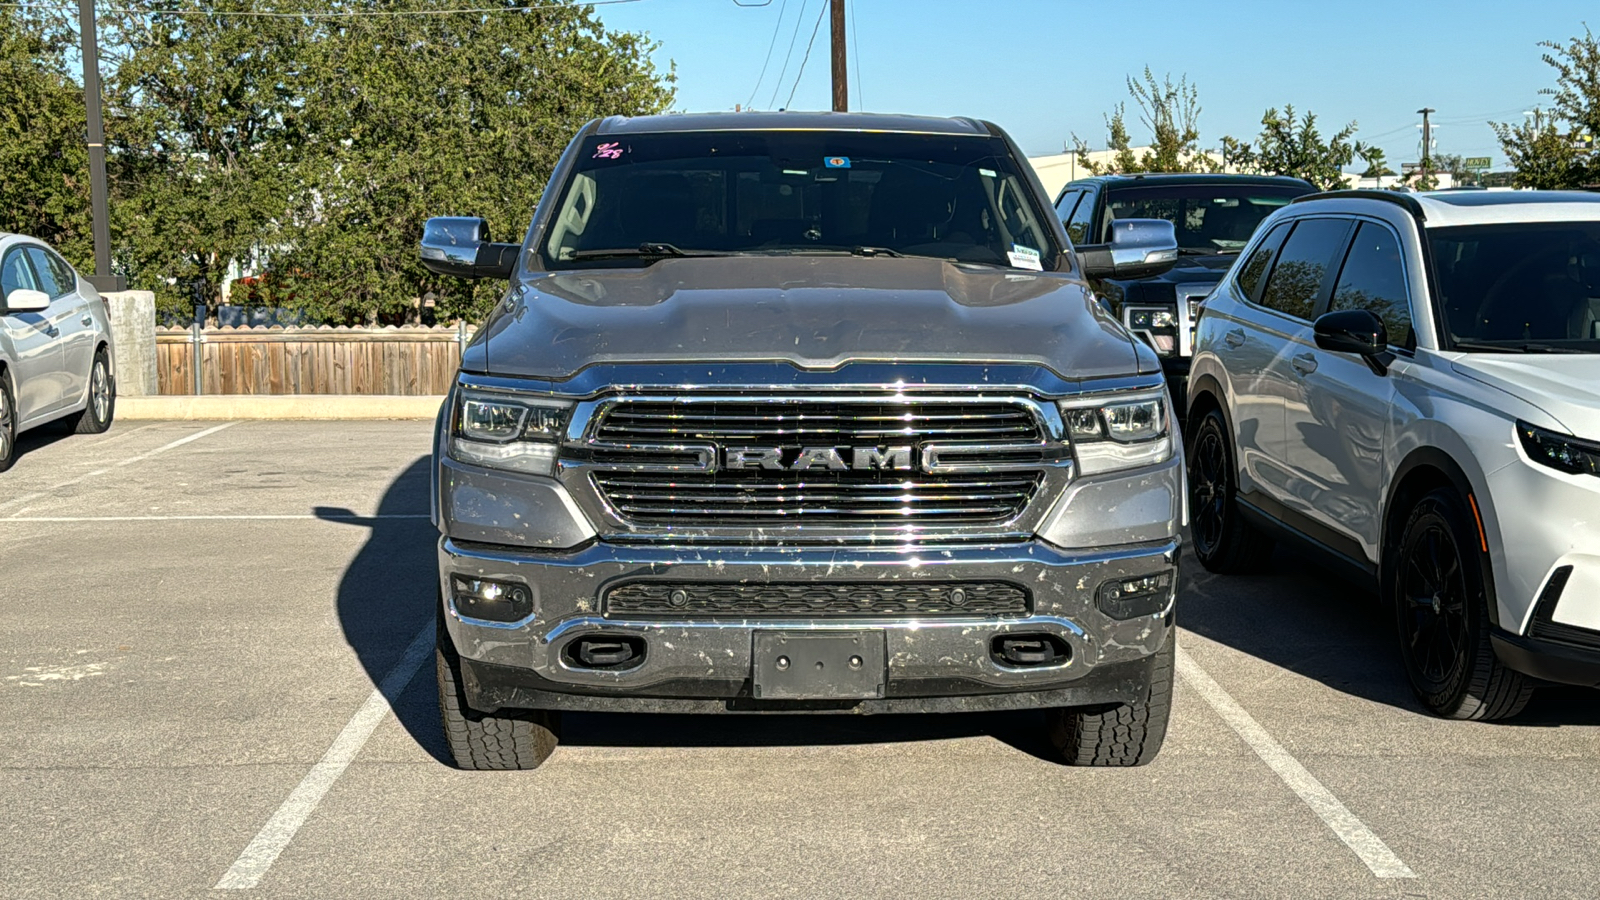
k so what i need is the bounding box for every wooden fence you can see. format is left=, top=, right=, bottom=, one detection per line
left=156, top=324, right=474, bottom=395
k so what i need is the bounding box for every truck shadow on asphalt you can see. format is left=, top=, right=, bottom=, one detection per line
left=1180, top=543, right=1600, bottom=726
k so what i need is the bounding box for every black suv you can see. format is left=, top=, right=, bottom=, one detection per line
left=1054, top=174, right=1317, bottom=397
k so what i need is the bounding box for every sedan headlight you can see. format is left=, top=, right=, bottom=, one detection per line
left=1517, top=421, right=1600, bottom=477
left=449, top=390, right=573, bottom=476
left=1059, top=391, right=1173, bottom=476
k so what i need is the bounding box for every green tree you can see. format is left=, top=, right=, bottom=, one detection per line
left=1228, top=106, right=1365, bottom=191
left=1072, top=69, right=1203, bottom=175
left=1492, top=109, right=1585, bottom=188
left=0, top=8, right=92, bottom=270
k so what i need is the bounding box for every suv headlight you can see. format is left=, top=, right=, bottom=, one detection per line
left=1059, top=391, right=1173, bottom=476
left=449, top=390, right=573, bottom=476
left=1517, top=421, right=1600, bottom=477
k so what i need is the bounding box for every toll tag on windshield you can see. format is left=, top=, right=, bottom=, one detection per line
left=1008, top=244, right=1042, bottom=271
left=824, top=156, right=851, bottom=168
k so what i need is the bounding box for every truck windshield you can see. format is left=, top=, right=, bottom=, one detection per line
left=1105, top=183, right=1310, bottom=253
left=540, top=130, right=1060, bottom=271
left=1431, top=222, right=1600, bottom=353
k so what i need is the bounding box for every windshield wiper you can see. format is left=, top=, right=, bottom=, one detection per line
left=565, top=242, right=721, bottom=261
left=1452, top=339, right=1587, bottom=354
left=849, top=245, right=905, bottom=258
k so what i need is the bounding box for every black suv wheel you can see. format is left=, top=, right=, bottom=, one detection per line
left=1188, top=408, right=1274, bottom=574
left=1393, top=488, right=1533, bottom=720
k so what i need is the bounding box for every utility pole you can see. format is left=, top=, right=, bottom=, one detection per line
left=77, top=0, right=123, bottom=291
left=830, top=0, right=847, bottom=112
left=1417, top=107, right=1435, bottom=184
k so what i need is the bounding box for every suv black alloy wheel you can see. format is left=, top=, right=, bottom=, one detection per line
left=1188, top=408, right=1274, bottom=574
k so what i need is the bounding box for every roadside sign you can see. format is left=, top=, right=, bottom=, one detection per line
left=1463, top=156, right=1492, bottom=170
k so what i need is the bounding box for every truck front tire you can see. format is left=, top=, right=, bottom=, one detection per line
left=436, top=614, right=561, bottom=771
left=1046, top=630, right=1175, bottom=766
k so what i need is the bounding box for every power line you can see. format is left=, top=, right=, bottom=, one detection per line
left=781, top=0, right=825, bottom=109
left=847, top=0, right=860, bottom=109
left=743, top=0, right=785, bottom=111
left=766, top=0, right=808, bottom=109
left=0, top=0, right=643, bottom=18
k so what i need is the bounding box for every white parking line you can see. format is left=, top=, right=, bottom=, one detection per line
left=1, top=514, right=429, bottom=522
left=1175, top=646, right=1417, bottom=879
left=1, top=422, right=238, bottom=515
left=215, top=622, right=435, bottom=890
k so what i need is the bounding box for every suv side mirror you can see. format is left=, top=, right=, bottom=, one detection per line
left=1314, top=308, right=1395, bottom=375
left=419, top=216, right=520, bottom=280
left=4, top=288, right=49, bottom=313
left=1078, top=219, right=1180, bottom=281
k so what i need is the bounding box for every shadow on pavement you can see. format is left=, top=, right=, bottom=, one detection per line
left=1179, top=540, right=1600, bottom=725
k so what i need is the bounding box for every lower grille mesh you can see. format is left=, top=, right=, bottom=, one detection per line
left=605, top=582, right=1030, bottom=617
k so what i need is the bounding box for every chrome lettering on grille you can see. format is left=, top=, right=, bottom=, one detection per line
left=725, top=447, right=784, bottom=470
left=791, top=448, right=849, bottom=471
left=851, top=446, right=914, bottom=470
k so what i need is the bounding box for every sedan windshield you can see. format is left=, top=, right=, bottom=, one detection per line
left=540, top=130, right=1061, bottom=271
left=1105, top=183, right=1310, bottom=253
left=1431, top=222, right=1600, bottom=353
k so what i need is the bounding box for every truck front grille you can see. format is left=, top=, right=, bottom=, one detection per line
left=587, top=397, right=1046, bottom=528
left=605, top=581, right=1029, bottom=617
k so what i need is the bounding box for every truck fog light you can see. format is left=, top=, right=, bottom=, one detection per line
left=1096, top=570, right=1174, bottom=619
left=451, top=575, right=535, bottom=623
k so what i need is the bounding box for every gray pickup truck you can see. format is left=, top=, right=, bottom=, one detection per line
left=422, top=112, right=1185, bottom=770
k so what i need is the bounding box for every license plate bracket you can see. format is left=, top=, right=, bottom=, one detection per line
left=751, top=631, right=886, bottom=700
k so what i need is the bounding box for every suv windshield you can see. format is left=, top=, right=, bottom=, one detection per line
left=540, top=130, right=1060, bottom=271
left=1431, top=222, right=1600, bottom=353
left=1105, top=183, right=1310, bottom=254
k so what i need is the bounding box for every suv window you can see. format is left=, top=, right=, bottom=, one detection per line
left=1066, top=188, right=1098, bottom=245
left=1236, top=221, right=1291, bottom=302
left=542, top=130, right=1062, bottom=271
left=1430, top=221, right=1600, bottom=351
left=1258, top=218, right=1350, bottom=320
left=23, top=247, right=71, bottom=298
left=1329, top=221, right=1412, bottom=347
left=1, top=250, right=39, bottom=307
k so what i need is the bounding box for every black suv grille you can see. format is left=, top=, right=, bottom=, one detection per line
left=605, top=582, right=1029, bottom=617
left=589, top=397, right=1045, bottom=527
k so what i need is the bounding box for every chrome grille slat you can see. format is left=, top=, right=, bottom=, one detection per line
left=589, top=397, right=1047, bottom=527
left=605, top=581, right=1031, bottom=617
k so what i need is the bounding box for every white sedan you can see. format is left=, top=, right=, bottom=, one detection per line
left=0, top=232, right=117, bottom=471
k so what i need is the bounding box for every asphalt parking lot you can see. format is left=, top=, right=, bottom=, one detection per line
left=3, top=420, right=1599, bottom=899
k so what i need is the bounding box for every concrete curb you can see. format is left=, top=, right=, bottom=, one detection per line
left=116, top=395, right=446, bottom=420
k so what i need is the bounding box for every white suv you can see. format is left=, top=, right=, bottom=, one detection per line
left=1187, top=190, right=1600, bottom=720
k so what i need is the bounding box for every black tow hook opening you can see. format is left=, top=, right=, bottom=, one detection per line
left=565, top=635, right=646, bottom=671
left=991, top=634, right=1071, bottom=668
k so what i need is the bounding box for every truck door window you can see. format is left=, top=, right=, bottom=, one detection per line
left=1065, top=189, right=1097, bottom=245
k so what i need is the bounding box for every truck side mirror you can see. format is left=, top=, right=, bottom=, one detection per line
left=420, top=216, right=520, bottom=280
left=1078, top=219, right=1180, bottom=281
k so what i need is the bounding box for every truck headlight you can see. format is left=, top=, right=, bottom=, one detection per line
left=1518, top=421, right=1600, bottom=477
left=450, top=390, right=573, bottom=476
left=1060, top=391, right=1173, bottom=475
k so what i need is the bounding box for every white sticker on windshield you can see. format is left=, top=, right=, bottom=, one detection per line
left=979, top=167, right=997, bottom=178
left=1008, top=244, right=1042, bottom=271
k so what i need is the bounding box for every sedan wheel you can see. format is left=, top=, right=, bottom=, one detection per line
left=69, top=350, right=115, bottom=435
left=0, top=376, right=14, bottom=472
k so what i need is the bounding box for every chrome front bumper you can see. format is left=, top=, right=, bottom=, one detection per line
left=440, top=535, right=1178, bottom=711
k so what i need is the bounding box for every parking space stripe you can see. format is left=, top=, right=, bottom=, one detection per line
left=2, top=422, right=238, bottom=515
left=1175, top=646, right=1417, bottom=879
left=214, top=622, right=435, bottom=890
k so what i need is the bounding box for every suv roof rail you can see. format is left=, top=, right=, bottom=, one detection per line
left=1291, top=189, right=1427, bottom=221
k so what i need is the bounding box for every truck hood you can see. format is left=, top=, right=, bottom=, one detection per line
left=471, top=256, right=1146, bottom=383
left=1450, top=355, right=1600, bottom=437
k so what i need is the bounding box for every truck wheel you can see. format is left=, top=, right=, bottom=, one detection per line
left=1393, top=488, right=1533, bottom=720
left=1047, top=631, right=1175, bottom=766
left=1188, top=407, right=1274, bottom=574
left=436, top=612, right=561, bottom=770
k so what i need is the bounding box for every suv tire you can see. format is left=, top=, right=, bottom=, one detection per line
left=1393, top=488, right=1533, bottom=720
left=436, top=609, right=561, bottom=770
left=0, top=372, right=16, bottom=473
left=1189, top=408, right=1274, bottom=574
left=1046, top=630, right=1174, bottom=766
left=59, top=349, right=115, bottom=435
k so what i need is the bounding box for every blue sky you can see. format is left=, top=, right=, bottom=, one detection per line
left=594, top=0, right=1595, bottom=169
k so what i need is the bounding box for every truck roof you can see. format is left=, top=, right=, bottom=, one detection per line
left=591, top=110, right=995, bottom=137
left=1066, top=172, right=1317, bottom=190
